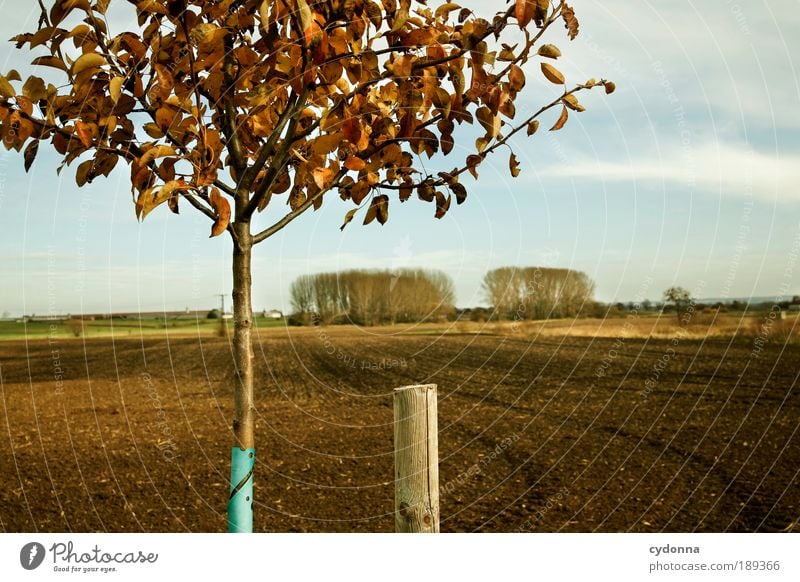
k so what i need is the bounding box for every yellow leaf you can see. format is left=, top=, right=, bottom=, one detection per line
left=538, top=44, right=561, bottom=59
left=541, top=62, right=565, bottom=85
left=136, top=180, right=189, bottom=220
left=139, top=145, right=176, bottom=167
left=0, top=75, right=15, bottom=99
left=71, top=53, right=106, bottom=76
left=435, top=3, right=461, bottom=20
left=109, top=76, right=124, bottom=104
left=22, top=76, right=47, bottom=101
left=563, top=93, right=585, bottom=112
left=31, top=56, right=68, bottom=73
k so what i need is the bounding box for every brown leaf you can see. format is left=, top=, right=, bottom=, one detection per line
left=509, top=152, right=520, bottom=177
left=509, top=65, right=526, bottom=92
left=313, top=167, right=334, bottom=189
left=563, top=93, right=585, bottom=112
left=74, top=121, right=94, bottom=147
left=417, top=181, right=435, bottom=202
left=538, top=44, right=561, bottom=59
left=363, top=195, right=388, bottom=225
left=466, top=155, right=483, bottom=179
left=550, top=106, right=568, bottom=131
left=31, top=56, right=68, bottom=73
left=370, top=194, right=389, bottom=225
left=136, top=180, right=189, bottom=220
left=535, top=0, right=549, bottom=25
left=209, top=187, right=231, bottom=237
left=527, top=119, right=540, bottom=135
left=562, top=3, right=580, bottom=40
left=23, top=139, right=38, bottom=172
left=515, top=0, right=534, bottom=28
left=541, top=62, right=565, bottom=85
left=365, top=1, right=382, bottom=28
left=604, top=80, right=616, bottom=94
left=434, top=191, right=451, bottom=219
left=289, top=187, right=307, bottom=211
left=76, top=159, right=94, bottom=187
left=450, top=182, right=467, bottom=204
left=344, top=156, right=366, bottom=171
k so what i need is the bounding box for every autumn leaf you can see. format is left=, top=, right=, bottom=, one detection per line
left=0, top=75, right=15, bottom=99
left=604, top=80, right=617, bottom=94
left=23, top=140, right=38, bottom=172
left=563, top=93, right=585, bottom=112
left=515, top=0, right=534, bottom=28
left=74, top=121, right=94, bottom=147
left=527, top=119, right=540, bottom=135
left=509, top=153, right=520, bottom=177
left=562, top=3, right=580, bottom=40
left=363, top=195, right=389, bottom=225
left=541, top=62, right=565, bottom=85
left=344, top=156, right=366, bottom=171
left=209, top=187, right=231, bottom=237
left=466, top=155, right=483, bottom=179
left=434, top=191, right=451, bottom=219
left=109, top=76, right=124, bottom=104
left=509, top=65, right=526, bottom=92
left=71, top=53, right=105, bottom=76
left=450, top=182, right=467, bottom=204
left=313, top=167, right=334, bottom=189
left=22, top=76, right=47, bottom=101
left=538, top=44, right=561, bottom=59
left=340, top=208, right=358, bottom=230
left=31, top=56, right=68, bottom=73
left=550, top=106, right=569, bottom=131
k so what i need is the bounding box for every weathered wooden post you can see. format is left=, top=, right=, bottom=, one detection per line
left=394, top=384, right=439, bottom=533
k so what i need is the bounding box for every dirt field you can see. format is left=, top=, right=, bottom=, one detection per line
left=1, top=322, right=798, bottom=532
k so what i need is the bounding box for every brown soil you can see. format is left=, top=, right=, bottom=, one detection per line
left=0, top=326, right=798, bottom=532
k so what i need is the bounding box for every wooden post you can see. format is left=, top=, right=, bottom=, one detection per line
left=394, top=384, right=439, bottom=533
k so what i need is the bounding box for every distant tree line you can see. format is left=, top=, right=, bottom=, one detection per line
left=482, top=266, right=596, bottom=320
left=290, top=269, right=455, bottom=325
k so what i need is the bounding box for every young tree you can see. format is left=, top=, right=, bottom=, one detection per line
left=663, top=286, right=692, bottom=324
left=3, top=0, right=613, bottom=531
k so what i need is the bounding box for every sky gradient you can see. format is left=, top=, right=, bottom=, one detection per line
left=1, top=1, right=798, bottom=316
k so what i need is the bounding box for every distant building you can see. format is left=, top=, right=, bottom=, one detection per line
left=263, top=309, right=284, bottom=320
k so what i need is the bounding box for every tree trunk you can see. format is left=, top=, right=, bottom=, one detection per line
left=228, top=220, right=255, bottom=532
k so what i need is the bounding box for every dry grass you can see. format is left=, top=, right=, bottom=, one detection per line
left=437, top=311, right=800, bottom=343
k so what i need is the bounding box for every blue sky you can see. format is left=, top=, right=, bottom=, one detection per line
left=1, top=1, right=798, bottom=316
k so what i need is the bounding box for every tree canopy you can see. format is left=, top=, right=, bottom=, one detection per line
left=2, top=0, right=613, bottom=243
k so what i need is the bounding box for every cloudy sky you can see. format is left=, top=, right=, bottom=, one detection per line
left=1, top=1, right=798, bottom=316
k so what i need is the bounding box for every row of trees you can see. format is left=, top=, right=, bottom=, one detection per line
left=290, top=269, right=455, bottom=325
left=482, top=266, right=596, bottom=320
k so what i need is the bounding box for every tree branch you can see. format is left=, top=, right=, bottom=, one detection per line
left=377, top=84, right=599, bottom=191
left=252, top=171, right=346, bottom=245
left=221, top=32, right=247, bottom=178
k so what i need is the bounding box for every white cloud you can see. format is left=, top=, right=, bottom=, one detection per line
left=540, top=141, right=800, bottom=202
